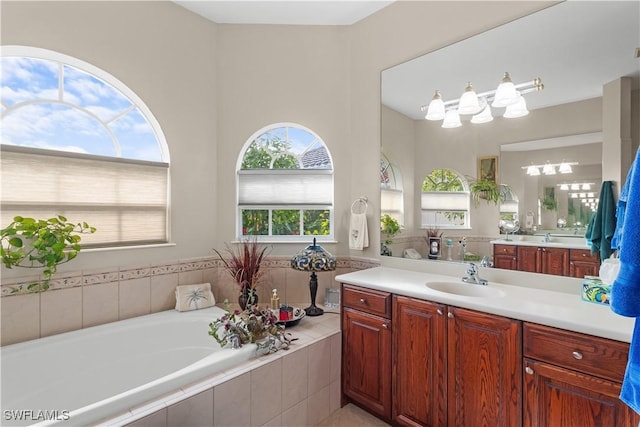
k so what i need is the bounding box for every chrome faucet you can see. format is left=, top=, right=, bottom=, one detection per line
left=462, top=262, right=488, bottom=286
left=543, top=233, right=551, bottom=243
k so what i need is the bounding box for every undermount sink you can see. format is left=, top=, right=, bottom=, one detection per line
left=426, top=281, right=505, bottom=298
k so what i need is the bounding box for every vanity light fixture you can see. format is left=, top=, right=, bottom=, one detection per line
left=523, top=162, right=578, bottom=177
left=421, top=72, right=543, bottom=127
left=442, top=109, right=462, bottom=128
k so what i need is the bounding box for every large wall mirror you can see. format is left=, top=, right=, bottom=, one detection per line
left=380, top=1, right=639, bottom=267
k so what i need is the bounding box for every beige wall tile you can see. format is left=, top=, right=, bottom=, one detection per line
left=83, top=282, right=119, bottom=328
left=307, top=384, right=331, bottom=426
left=251, top=359, right=282, bottom=427
left=285, top=269, right=311, bottom=305
left=40, top=287, right=82, bottom=337
left=329, top=332, right=341, bottom=383
left=178, top=269, right=204, bottom=286
left=119, top=277, right=151, bottom=320
left=1, top=293, right=40, bottom=345
left=281, top=346, right=308, bottom=411
left=308, top=337, right=331, bottom=395
left=261, top=414, right=282, bottom=427
left=125, top=409, right=167, bottom=427
left=213, top=372, right=251, bottom=427
left=167, top=389, right=213, bottom=427
left=150, top=273, right=178, bottom=313
left=329, top=380, right=341, bottom=414
left=281, top=399, right=307, bottom=427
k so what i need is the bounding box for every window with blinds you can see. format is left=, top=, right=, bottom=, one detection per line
left=1, top=47, right=170, bottom=247
left=238, top=124, right=333, bottom=241
left=421, top=169, right=470, bottom=229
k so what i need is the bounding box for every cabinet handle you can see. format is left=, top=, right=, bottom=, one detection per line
left=382, top=323, right=388, bottom=329
left=359, top=298, right=366, bottom=304
left=582, top=253, right=587, bottom=257
left=447, top=312, right=454, bottom=319
left=525, top=366, right=534, bottom=375
left=437, top=309, right=443, bottom=316
left=572, top=351, right=583, bottom=360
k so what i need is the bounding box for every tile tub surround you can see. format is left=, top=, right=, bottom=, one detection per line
left=0, top=256, right=378, bottom=346
left=106, top=315, right=342, bottom=427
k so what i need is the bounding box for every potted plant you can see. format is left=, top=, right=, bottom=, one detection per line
left=1, top=215, right=96, bottom=292
left=380, top=214, right=401, bottom=256
left=542, top=197, right=558, bottom=211
left=208, top=303, right=295, bottom=354
left=214, top=238, right=271, bottom=310
left=469, top=178, right=503, bottom=206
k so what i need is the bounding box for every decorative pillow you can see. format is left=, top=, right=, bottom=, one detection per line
left=175, top=283, right=216, bottom=312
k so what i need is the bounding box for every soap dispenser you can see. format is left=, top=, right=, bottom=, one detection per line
left=270, top=289, right=280, bottom=310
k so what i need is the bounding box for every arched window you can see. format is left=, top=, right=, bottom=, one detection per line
left=237, top=124, right=333, bottom=241
left=421, top=169, right=470, bottom=229
left=0, top=46, right=170, bottom=246
left=380, top=152, right=404, bottom=225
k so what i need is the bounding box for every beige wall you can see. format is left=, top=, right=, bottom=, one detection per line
left=0, top=0, right=553, bottom=274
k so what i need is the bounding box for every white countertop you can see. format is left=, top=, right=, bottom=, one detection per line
left=335, top=266, right=635, bottom=343
left=490, top=238, right=591, bottom=250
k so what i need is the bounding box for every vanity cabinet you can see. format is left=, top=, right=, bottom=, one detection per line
left=391, top=296, right=522, bottom=427
left=341, top=285, right=392, bottom=421
left=523, top=323, right=639, bottom=427
left=515, top=246, right=569, bottom=276
left=493, top=244, right=517, bottom=270
left=569, top=248, right=600, bottom=278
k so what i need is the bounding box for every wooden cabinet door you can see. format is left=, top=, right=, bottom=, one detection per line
left=447, top=307, right=522, bottom=427
left=524, top=358, right=640, bottom=427
left=569, top=250, right=600, bottom=278
left=342, top=307, right=392, bottom=420
left=392, top=296, right=447, bottom=427
left=540, top=247, right=569, bottom=276
left=517, top=246, right=540, bottom=273
left=494, top=254, right=518, bottom=270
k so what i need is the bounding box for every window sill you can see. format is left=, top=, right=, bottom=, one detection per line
left=82, top=243, right=177, bottom=253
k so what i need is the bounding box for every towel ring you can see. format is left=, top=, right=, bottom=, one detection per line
left=351, top=196, right=368, bottom=214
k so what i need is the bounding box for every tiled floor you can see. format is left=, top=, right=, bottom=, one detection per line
left=317, top=404, right=390, bottom=426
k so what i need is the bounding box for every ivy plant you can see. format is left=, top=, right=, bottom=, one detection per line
left=1, top=215, right=96, bottom=292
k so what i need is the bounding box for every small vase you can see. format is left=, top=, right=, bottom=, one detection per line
left=239, top=288, right=258, bottom=310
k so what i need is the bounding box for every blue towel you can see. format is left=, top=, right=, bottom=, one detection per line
left=588, top=181, right=616, bottom=260
left=611, top=146, right=640, bottom=414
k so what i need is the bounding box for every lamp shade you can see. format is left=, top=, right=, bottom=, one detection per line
left=458, top=83, right=481, bottom=115
left=503, top=93, right=529, bottom=118
left=492, top=72, right=518, bottom=107
left=291, top=238, right=336, bottom=272
left=526, top=165, right=540, bottom=176
left=559, top=162, right=573, bottom=174
left=442, top=109, right=462, bottom=128
left=470, top=105, right=493, bottom=124
left=425, top=90, right=446, bottom=121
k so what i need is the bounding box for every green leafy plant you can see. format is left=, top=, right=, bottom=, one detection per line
left=208, top=303, right=296, bottom=354
left=542, top=197, right=558, bottom=211
left=1, top=215, right=96, bottom=292
left=380, top=214, right=401, bottom=245
left=469, top=178, right=503, bottom=206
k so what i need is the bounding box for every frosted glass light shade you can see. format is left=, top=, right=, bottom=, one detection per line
left=526, top=165, right=540, bottom=176
left=442, top=109, right=462, bottom=128
left=425, top=90, right=446, bottom=121
left=559, top=162, right=573, bottom=174
left=458, top=83, right=481, bottom=115
left=542, top=163, right=556, bottom=175
left=582, top=183, right=591, bottom=190
left=503, top=93, right=529, bottom=118
left=492, top=72, right=518, bottom=107
left=471, top=105, right=493, bottom=124
left=570, top=183, right=580, bottom=191
left=560, top=184, right=569, bottom=190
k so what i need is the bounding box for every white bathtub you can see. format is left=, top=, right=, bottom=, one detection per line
left=0, top=306, right=256, bottom=427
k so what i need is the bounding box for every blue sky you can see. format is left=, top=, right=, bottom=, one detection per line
left=1, top=57, right=162, bottom=162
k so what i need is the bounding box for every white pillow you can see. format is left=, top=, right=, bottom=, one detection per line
left=175, top=283, right=216, bottom=312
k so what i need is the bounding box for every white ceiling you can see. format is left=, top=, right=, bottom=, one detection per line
left=173, top=0, right=394, bottom=25
left=382, top=1, right=640, bottom=120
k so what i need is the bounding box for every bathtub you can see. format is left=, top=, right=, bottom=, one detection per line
left=0, top=306, right=256, bottom=427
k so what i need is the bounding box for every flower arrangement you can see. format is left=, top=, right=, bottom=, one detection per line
left=208, top=303, right=295, bottom=354
left=213, top=238, right=271, bottom=308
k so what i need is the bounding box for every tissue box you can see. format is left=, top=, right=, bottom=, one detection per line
left=581, top=277, right=611, bottom=305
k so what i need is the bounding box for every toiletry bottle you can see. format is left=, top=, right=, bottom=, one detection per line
left=270, top=289, right=280, bottom=310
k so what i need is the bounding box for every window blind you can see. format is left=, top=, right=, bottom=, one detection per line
left=238, top=169, right=333, bottom=205
left=1, top=147, right=169, bottom=246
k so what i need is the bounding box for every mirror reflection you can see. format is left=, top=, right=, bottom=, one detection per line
left=380, top=1, right=639, bottom=271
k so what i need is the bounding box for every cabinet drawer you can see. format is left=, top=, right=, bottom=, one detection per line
left=494, top=244, right=517, bottom=256
left=524, top=323, right=629, bottom=382
left=342, top=284, right=391, bottom=318
left=570, top=248, right=600, bottom=263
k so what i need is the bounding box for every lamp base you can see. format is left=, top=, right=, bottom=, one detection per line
left=304, top=305, right=324, bottom=317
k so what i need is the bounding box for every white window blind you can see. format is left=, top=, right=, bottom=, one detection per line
left=238, top=169, right=333, bottom=206
left=1, top=147, right=169, bottom=246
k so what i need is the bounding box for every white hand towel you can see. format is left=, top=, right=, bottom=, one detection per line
left=349, top=213, right=369, bottom=250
